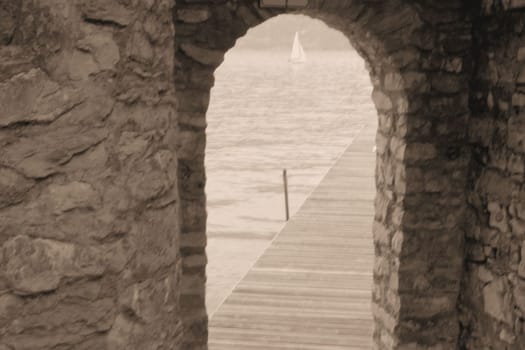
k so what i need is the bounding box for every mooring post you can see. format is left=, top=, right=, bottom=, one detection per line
left=283, top=169, right=290, bottom=221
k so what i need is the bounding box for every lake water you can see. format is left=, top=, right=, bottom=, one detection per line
left=205, top=49, right=376, bottom=313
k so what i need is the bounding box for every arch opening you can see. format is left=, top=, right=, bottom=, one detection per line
left=174, top=1, right=471, bottom=349
left=0, top=0, right=491, bottom=349
left=204, top=11, right=375, bottom=324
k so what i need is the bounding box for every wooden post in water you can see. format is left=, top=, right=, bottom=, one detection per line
left=283, top=169, right=290, bottom=221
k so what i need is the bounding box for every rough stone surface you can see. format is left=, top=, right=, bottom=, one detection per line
left=180, top=43, right=225, bottom=67
left=0, top=68, right=83, bottom=127
left=2, top=0, right=525, bottom=349
left=0, top=0, right=180, bottom=349
left=174, top=1, right=471, bottom=349
left=80, top=0, right=134, bottom=27
left=177, top=9, right=211, bottom=24
left=460, top=7, right=525, bottom=349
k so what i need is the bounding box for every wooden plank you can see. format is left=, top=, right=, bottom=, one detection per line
left=209, top=121, right=377, bottom=349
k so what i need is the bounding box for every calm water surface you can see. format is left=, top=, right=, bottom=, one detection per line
left=205, top=49, right=376, bottom=313
left=206, top=49, right=375, bottom=238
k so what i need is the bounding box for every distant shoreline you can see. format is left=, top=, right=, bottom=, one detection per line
left=230, top=47, right=355, bottom=52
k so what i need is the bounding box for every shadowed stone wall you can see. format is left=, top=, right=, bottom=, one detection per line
left=0, top=1, right=181, bottom=349
left=0, top=0, right=525, bottom=349
left=459, top=2, right=525, bottom=349
left=174, top=1, right=472, bottom=349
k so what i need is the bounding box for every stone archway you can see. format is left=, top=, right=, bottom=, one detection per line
left=174, top=1, right=472, bottom=349
left=0, top=0, right=477, bottom=349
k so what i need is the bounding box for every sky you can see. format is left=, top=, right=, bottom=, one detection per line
left=234, top=14, right=352, bottom=50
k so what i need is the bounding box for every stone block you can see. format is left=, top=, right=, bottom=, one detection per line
left=401, top=295, right=456, bottom=319
left=3, top=126, right=107, bottom=178
left=176, top=89, right=211, bottom=113
left=508, top=115, right=525, bottom=153
left=378, top=112, right=393, bottom=134
left=180, top=198, right=207, bottom=232
left=177, top=9, right=211, bottom=23
left=189, top=67, right=215, bottom=89
left=405, top=143, right=437, bottom=163
left=431, top=73, right=464, bottom=94
left=0, top=293, right=21, bottom=325
left=511, top=217, right=525, bottom=238
left=178, top=112, right=207, bottom=129
left=118, top=277, right=177, bottom=324
left=65, top=49, right=100, bottom=80
left=2, top=235, right=105, bottom=295
left=76, top=32, right=120, bottom=71
left=182, top=254, right=207, bottom=269
left=392, top=231, right=404, bottom=255
left=130, top=206, right=179, bottom=277
left=127, top=30, right=154, bottom=64
left=181, top=273, right=206, bottom=295
left=404, top=72, right=428, bottom=92
left=488, top=201, right=510, bottom=233
left=117, top=131, right=149, bottom=161
left=389, top=48, right=420, bottom=69
left=477, top=169, right=514, bottom=202
left=478, top=266, right=495, bottom=283
left=391, top=206, right=404, bottom=227
left=128, top=166, right=172, bottom=203
left=499, top=328, right=516, bottom=344
left=180, top=232, right=206, bottom=249
left=443, top=57, right=463, bottom=73
left=237, top=6, right=260, bottom=27
left=385, top=72, right=403, bottom=91
left=375, top=132, right=389, bottom=155
left=0, top=2, right=20, bottom=45
left=518, top=65, right=525, bottom=84
left=372, top=89, right=393, bottom=111
left=395, top=96, right=423, bottom=114
left=467, top=243, right=486, bottom=262
left=509, top=0, right=525, bottom=9
left=507, top=153, right=525, bottom=176
left=514, top=279, right=525, bottom=312
left=380, top=329, right=396, bottom=349
left=423, top=170, right=449, bottom=193
left=390, top=137, right=406, bottom=161
left=107, top=314, right=145, bottom=349
left=512, top=93, right=525, bottom=107
left=0, top=167, right=33, bottom=209
left=372, top=302, right=398, bottom=333
left=519, top=244, right=525, bottom=278
left=511, top=201, right=525, bottom=221
left=373, top=221, right=391, bottom=246
left=0, top=68, right=83, bottom=127
left=374, top=256, right=390, bottom=277
left=81, top=0, right=133, bottom=27
left=483, top=277, right=513, bottom=325
left=518, top=47, right=525, bottom=61
left=180, top=44, right=224, bottom=67
left=177, top=130, right=206, bottom=160
left=47, top=181, right=100, bottom=214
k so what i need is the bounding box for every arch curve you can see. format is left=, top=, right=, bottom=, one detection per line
left=174, top=1, right=472, bottom=349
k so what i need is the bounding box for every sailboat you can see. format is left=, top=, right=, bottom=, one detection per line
left=290, top=32, right=306, bottom=64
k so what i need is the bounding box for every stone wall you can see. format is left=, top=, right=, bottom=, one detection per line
left=2, top=0, right=525, bottom=349
left=459, top=2, right=525, bottom=349
left=0, top=1, right=182, bottom=349
left=174, top=1, right=472, bottom=349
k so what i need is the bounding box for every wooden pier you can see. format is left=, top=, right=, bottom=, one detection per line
left=209, top=121, right=377, bottom=349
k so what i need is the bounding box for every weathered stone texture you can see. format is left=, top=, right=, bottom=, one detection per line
left=459, top=8, right=525, bottom=350
left=0, top=0, right=180, bottom=349
left=173, top=1, right=471, bottom=349
left=3, top=0, right=525, bottom=349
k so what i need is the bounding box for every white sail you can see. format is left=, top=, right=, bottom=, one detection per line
left=290, top=32, right=306, bottom=63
